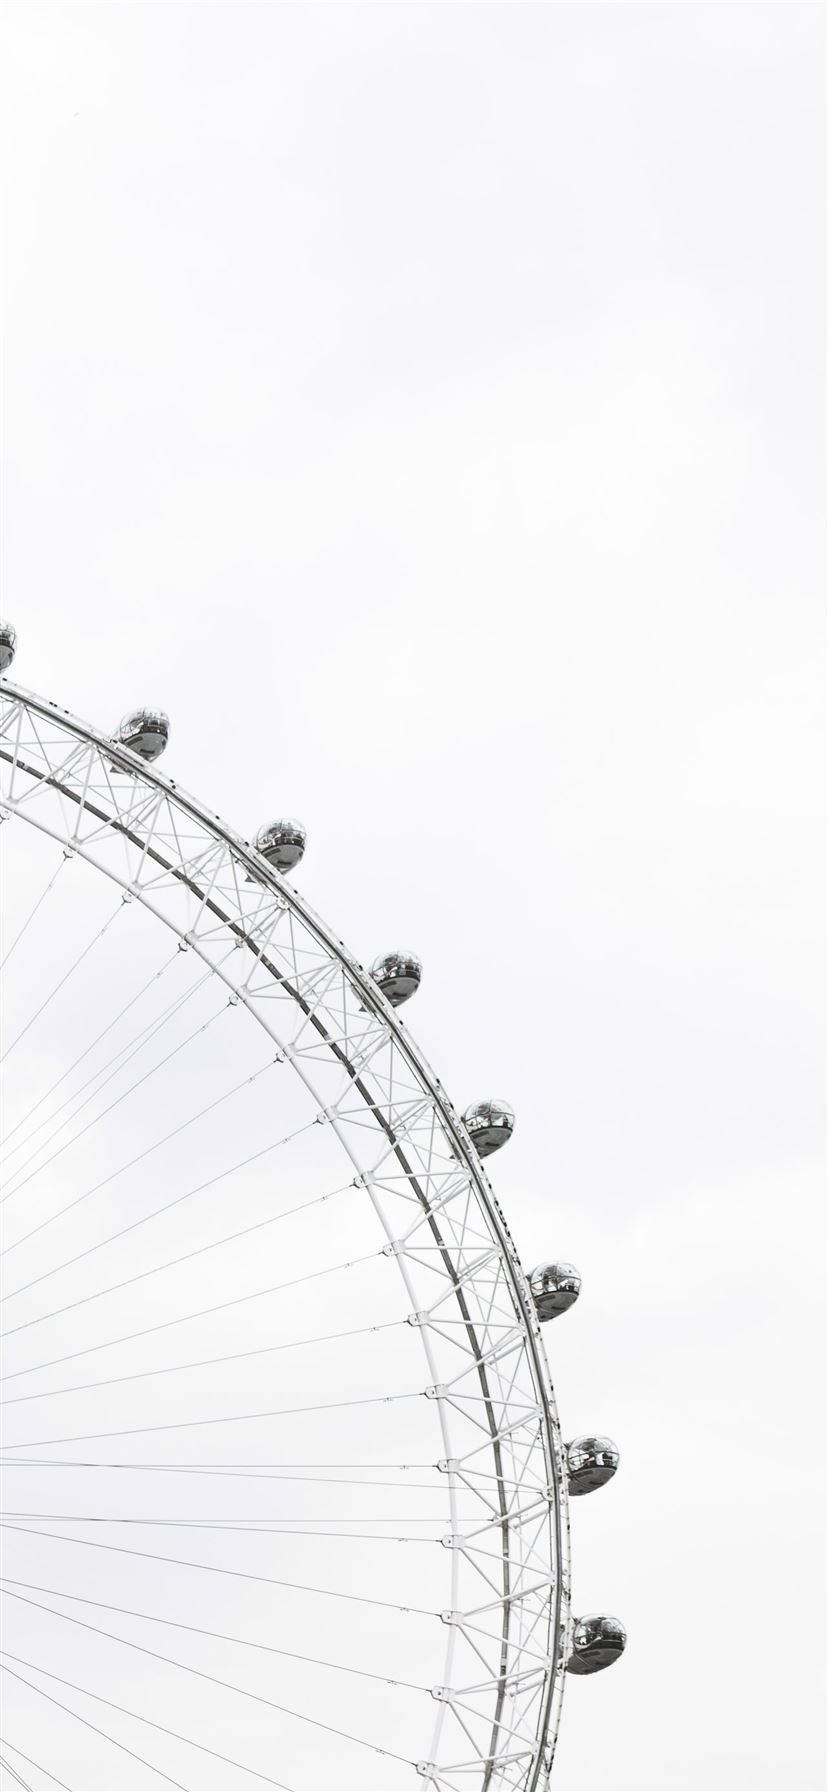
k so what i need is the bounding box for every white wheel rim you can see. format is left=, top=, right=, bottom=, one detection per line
left=0, top=680, right=571, bottom=1791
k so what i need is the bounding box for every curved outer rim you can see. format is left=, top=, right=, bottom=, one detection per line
left=0, top=679, right=571, bottom=1790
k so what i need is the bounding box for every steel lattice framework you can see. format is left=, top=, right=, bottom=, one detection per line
left=0, top=680, right=572, bottom=1791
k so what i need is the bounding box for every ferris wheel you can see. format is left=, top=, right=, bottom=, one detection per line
left=0, top=620, right=625, bottom=1792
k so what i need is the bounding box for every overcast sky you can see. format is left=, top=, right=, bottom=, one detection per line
left=1, top=4, right=825, bottom=1789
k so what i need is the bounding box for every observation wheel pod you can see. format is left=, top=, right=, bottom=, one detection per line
left=253, top=817, right=307, bottom=874
left=462, top=1097, right=515, bottom=1158
left=566, top=1435, right=620, bottom=1496
left=529, top=1260, right=582, bottom=1321
left=568, top=1615, right=627, bottom=1675
left=370, top=950, right=422, bottom=1007
left=113, top=706, right=170, bottom=762
left=0, top=620, right=17, bottom=671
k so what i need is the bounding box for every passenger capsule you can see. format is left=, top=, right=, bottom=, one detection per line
left=567, top=1614, right=627, bottom=1675
left=462, top=1099, right=515, bottom=1158
left=254, top=819, right=307, bottom=875
left=0, top=621, right=17, bottom=672
left=114, top=707, right=170, bottom=762
left=529, top=1262, right=581, bottom=1322
left=566, top=1436, right=620, bottom=1496
left=370, top=951, right=422, bottom=1007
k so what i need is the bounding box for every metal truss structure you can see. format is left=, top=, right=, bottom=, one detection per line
left=0, top=680, right=572, bottom=1791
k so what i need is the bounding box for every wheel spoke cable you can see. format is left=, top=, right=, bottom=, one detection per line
left=0, top=1523, right=440, bottom=1615
left=1, top=951, right=207, bottom=1169
left=0, top=1748, right=33, bottom=1792
left=0, top=1735, right=70, bottom=1792
left=0, top=947, right=182, bottom=1154
left=0, top=900, right=124, bottom=1066
left=1, top=1052, right=292, bottom=1275
left=1, top=1517, right=443, bottom=1542
left=0, top=1460, right=444, bottom=1488
left=0, top=1659, right=185, bottom=1791
left=0, top=853, right=67, bottom=977
left=0, top=1652, right=290, bottom=1790
left=0, top=1386, right=424, bottom=1453
left=0, top=1310, right=400, bottom=1400
left=0, top=1747, right=34, bottom=1792
left=0, top=1577, right=431, bottom=1689
left=0, top=1243, right=383, bottom=1351
left=0, top=1586, right=420, bottom=1768
left=0, top=991, right=230, bottom=1210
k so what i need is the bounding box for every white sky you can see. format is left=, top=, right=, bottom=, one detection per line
left=1, top=3, right=825, bottom=1789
